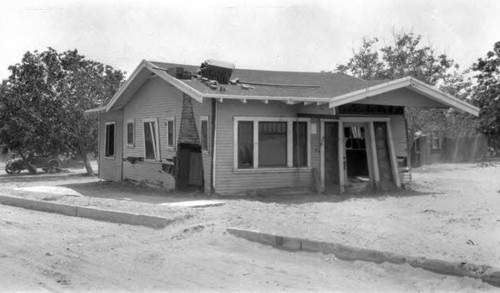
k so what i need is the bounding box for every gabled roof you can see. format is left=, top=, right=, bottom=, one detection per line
left=101, top=60, right=479, bottom=116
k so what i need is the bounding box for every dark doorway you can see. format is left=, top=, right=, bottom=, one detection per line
left=344, top=126, right=369, bottom=177
left=373, top=122, right=396, bottom=190
left=344, top=125, right=370, bottom=193
left=324, top=122, right=340, bottom=192
left=176, top=143, right=204, bottom=191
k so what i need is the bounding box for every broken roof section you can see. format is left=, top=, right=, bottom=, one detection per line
left=102, top=59, right=479, bottom=116
left=150, top=61, right=387, bottom=100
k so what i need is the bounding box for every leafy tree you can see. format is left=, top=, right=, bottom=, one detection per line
left=57, top=50, right=125, bottom=175
left=335, top=31, right=476, bottom=160
left=471, top=41, right=500, bottom=152
left=0, top=48, right=124, bottom=174
left=0, top=49, right=66, bottom=173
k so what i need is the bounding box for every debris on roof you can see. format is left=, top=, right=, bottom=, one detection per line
left=199, top=59, right=235, bottom=84
left=240, top=84, right=255, bottom=90
left=165, top=66, right=193, bottom=80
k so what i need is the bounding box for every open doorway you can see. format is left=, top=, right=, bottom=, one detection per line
left=176, top=143, right=204, bottom=191
left=343, top=124, right=371, bottom=193
left=323, top=121, right=340, bottom=193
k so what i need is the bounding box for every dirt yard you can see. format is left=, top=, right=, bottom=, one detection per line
left=0, top=162, right=499, bottom=291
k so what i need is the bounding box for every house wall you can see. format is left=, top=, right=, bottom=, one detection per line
left=122, top=77, right=212, bottom=191
left=122, top=77, right=182, bottom=188
left=99, top=110, right=123, bottom=182
left=214, top=100, right=314, bottom=195
left=213, top=100, right=408, bottom=195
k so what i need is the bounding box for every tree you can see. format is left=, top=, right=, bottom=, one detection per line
left=0, top=49, right=66, bottom=173
left=471, top=41, right=500, bottom=152
left=335, top=31, right=475, bottom=160
left=57, top=50, right=125, bottom=175
left=0, top=48, right=124, bottom=174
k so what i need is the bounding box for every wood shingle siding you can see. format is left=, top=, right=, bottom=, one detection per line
left=99, top=110, right=123, bottom=182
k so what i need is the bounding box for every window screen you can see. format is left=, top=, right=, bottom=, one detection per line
left=238, top=121, right=253, bottom=169
left=105, top=123, right=115, bottom=157
left=167, top=119, right=175, bottom=148
left=293, top=121, right=308, bottom=167
left=258, top=122, right=287, bottom=167
left=144, top=121, right=159, bottom=160
left=126, top=122, right=134, bottom=146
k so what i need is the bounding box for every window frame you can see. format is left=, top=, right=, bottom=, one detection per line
left=292, top=120, right=309, bottom=168
left=166, top=117, right=176, bottom=150
left=233, top=117, right=311, bottom=171
left=200, top=116, right=210, bottom=153
left=104, top=121, right=116, bottom=159
left=431, top=133, right=442, bottom=150
left=143, top=118, right=161, bottom=161
left=126, top=119, right=135, bottom=147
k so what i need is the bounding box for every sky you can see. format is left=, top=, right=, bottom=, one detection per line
left=0, top=0, right=499, bottom=79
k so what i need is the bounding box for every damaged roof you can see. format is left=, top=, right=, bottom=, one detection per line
left=99, top=59, right=479, bottom=116
left=150, top=61, right=388, bottom=99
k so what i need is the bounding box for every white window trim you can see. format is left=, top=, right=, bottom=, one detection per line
left=143, top=118, right=161, bottom=161
left=104, top=121, right=116, bottom=159
left=166, top=117, right=176, bottom=150
left=126, top=119, right=135, bottom=147
left=233, top=116, right=311, bottom=171
left=200, top=116, right=210, bottom=153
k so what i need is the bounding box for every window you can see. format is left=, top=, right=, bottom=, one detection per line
left=237, top=121, right=254, bottom=169
left=431, top=133, right=442, bottom=150
left=259, top=122, right=287, bottom=167
left=293, top=121, right=308, bottom=167
left=105, top=122, right=115, bottom=157
left=126, top=120, right=134, bottom=146
left=143, top=119, right=160, bottom=160
left=166, top=118, right=175, bottom=148
left=200, top=116, right=209, bottom=152
left=235, top=117, right=310, bottom=170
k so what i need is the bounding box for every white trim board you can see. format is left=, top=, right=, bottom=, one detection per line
left=100, top=61, right=479, bottom=117
left=233, top=116, right=311, bottom=171
left=328, top=77, right=479, bottom=116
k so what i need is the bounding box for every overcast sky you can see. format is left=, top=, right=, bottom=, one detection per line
left=1, top=0, right=499, bottom=79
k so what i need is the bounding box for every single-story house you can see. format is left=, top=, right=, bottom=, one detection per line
left=89, top=59, right=479, bottom=195
left=411, top=131, right=487, bottom=166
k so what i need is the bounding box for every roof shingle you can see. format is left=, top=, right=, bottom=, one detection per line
left=150, top=61, right=387, bottom=99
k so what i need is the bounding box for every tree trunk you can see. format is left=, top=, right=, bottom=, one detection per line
left=18, top=150, right=37, bottom=174
left=78, top=143, right=94, bottom=176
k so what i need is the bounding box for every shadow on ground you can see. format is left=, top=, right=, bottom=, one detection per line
left=60, top=180, right=206, bottom=204
left=235, top=188, right=440, bottom=205
left=0, top=171, right=87, bottom=183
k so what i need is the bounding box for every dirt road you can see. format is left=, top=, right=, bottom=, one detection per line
left=1, top=204, right=492, bottom=292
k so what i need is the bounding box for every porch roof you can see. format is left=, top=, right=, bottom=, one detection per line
left=98, top=60, right=479, bottom=116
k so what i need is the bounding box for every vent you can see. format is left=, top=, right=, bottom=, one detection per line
left=199, top=60, right=235, bottom=84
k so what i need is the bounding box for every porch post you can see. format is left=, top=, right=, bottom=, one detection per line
left=369, top=122, right=381, bottom=189
left=386, top=120, right=401, bottom=187
left=338, top=120, right=345, bottom=193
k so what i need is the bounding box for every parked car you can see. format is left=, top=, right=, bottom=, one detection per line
left=5, top=155, right=61, bottom=174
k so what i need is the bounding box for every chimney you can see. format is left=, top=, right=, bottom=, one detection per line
left=199, top=60, right=235, bottom=84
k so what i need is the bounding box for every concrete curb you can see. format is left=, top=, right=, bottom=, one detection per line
left=227, top=227, right=500, bottom=288
left=0, top=195, right=173, bottom=229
